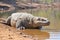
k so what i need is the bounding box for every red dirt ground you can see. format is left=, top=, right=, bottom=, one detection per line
left=0, top=23, right=36, bottom=40
left=0, top=23, right=49, bottom=40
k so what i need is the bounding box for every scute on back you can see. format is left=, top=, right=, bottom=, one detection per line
left=11, top=12, right=34, bottom=21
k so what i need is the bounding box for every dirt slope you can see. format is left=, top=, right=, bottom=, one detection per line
left=0, top=23, right=36, bottom=40
left=0, top=23, right=50, bottom=40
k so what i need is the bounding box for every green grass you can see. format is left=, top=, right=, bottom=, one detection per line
left=39, top=0, right=52, bottom=3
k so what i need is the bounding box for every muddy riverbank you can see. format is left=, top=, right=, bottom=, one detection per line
left=0, top=23, right=50, bottom=40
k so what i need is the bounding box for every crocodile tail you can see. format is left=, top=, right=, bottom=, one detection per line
left=0, top=21, right=7, bottom=24
left=0, top=18, right=7, bottom=25
left=0, top=18, right=6, bottom=22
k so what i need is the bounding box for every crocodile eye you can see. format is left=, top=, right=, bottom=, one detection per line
left=42, top=19, right=46, bottom=21
left=37, top=18, right=40, bottom=21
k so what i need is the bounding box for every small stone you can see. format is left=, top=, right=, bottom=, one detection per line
left=8, top=35, right=13, bottom=39
left=8, top=35, right=10, bottom=36
left=20, top=32, right=23, bottom=35
left=9, top=29, right=11, bottom=31
left=9, top=37, right=13, bottom=39
left=23, top=35, right=28, bottom=37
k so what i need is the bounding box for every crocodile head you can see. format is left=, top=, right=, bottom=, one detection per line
left=33, top=17, right=50, bottom=26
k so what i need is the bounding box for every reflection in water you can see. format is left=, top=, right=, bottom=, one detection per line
left=20, top=29, right=60, bottom=40
left=21, top=29, right=49, bottom=40
left=46, top=32, right=60, bottom=40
